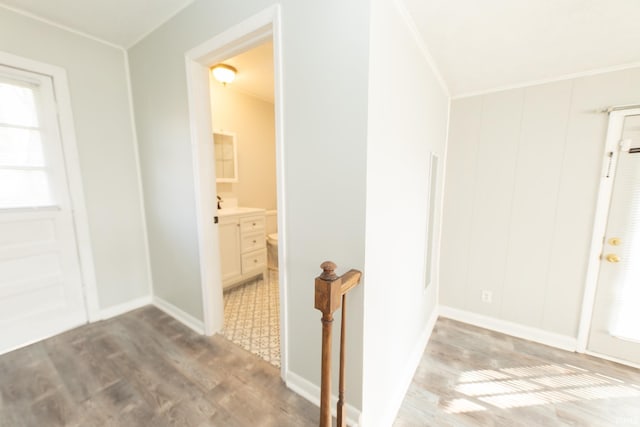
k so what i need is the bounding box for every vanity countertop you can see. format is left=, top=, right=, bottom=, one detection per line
left=217, top=207, right=266, bottom=217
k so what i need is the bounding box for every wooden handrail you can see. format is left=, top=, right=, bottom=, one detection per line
left=314, top=261, right=362, bottom=427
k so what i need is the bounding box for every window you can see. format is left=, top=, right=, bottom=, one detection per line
left=0, top=72, right=55, bottom=209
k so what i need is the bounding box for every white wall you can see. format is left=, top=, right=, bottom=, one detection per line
left=0, top=8, right=151, bottom=311
left=441, top=67, right=640, bottom=341
left=362, top=0, right=449, bottom=424
left=128, top=0, right=369, bottom=411
left=211, top=82, right=277, bottom=210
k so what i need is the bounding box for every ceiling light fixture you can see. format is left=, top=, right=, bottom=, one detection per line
left=211, top=64, right=237, bottom=85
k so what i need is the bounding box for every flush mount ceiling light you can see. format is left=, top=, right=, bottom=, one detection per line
left=211, top=64, right=237, bottom=85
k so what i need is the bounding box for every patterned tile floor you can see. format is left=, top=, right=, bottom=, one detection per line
left=222, top=272, right=281, bottom=367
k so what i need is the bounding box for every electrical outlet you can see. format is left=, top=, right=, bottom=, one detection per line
left=481, top=290, right=492, bottom=303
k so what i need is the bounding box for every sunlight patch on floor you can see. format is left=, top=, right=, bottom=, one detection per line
left=443, top=363, right=638, bottom=414
left=441, top=398, right=487, bottom=414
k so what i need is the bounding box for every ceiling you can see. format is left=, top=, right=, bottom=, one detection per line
left=403, top=0, right=640, bottom=96
left=0, top=0, right=194, bottom=47
left=2, top=0, right=640, bottom=97
left=215, top=42, right=275, bottom=104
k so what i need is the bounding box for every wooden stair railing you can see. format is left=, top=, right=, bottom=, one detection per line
left=314, top=261, right=362, bottom=427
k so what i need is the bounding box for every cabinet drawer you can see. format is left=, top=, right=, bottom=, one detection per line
left=241, top=231, right=265, bottom=253
left=240, top=215, right=265, bottom=234
left=241, top=248, right=267, bottom=273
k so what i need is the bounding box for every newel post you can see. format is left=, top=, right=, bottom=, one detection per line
left=314, top=261, right=362, bottom=427
left=314, top=261, right=342, bottom=427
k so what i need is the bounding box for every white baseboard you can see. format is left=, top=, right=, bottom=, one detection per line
left=286, top=371, right=361, bottom=426
left=439, top=305, right=577, bottom=351
left=585, top=350, right=640, bottom=370
left=376, top=307, right=439, bottom=427
left=99, top=295, right=152, bottom=320
left=153, top=296, right=205, bottom=334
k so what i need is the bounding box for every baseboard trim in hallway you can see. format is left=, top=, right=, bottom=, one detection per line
left=439, top=305, right=578, bottom=352
left=381, top=307, right=440, bottom=426
left=286, top=370, right=362, bottom=426
left=153, top=296, right=205, bottom=334
left=99, top=295, right=152, bottom=320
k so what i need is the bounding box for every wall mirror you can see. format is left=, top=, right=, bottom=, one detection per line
left=213, top=130, right=238, bottom=183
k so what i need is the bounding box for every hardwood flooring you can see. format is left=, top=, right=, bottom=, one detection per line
left=3, top=308, right=639, bottom=426
left=395, top=318, right=640, bottom=427
left=0, top=306, right=318, bottom=427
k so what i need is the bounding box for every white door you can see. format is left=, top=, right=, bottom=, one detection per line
left=588, top=113, right=640, bottom=366
left=0, top=64, right=87, bottom=354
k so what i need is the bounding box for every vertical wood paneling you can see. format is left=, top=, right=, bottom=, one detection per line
left=443, top=67, right=640, bottom=340
left=440, top=97, right=482, bottom=308
left=465, top=89, right=524, bottom=316
left=501, top=81, right=573, bottom=327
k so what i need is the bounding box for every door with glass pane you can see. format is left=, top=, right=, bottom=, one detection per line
left=0, top=64, right=87, bottom=354
left=588, top=113, right=640, bottom=366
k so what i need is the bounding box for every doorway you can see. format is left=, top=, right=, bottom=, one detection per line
left=185, top=6, right=287, bottom=377
left=583, top=109, right=640, bottom=367
left=0, top=58, right=96, bottom=354
left=209, top=41, right=281, bottom=366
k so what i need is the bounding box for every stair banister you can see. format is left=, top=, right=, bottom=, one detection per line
left=314, top=261, right=363, bottom=427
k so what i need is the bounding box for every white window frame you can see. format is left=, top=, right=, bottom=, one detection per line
left=0, top=51, right=100, bottom=321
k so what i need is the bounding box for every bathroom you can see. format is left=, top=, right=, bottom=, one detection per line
left=209, top=41, right=281, bottom=366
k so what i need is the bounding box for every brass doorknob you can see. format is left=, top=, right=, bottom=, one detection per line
left=608, top=237, right=621, bottom=246
left=606, top=254, right=621, bottom=263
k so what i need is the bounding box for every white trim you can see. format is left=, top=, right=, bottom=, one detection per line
left=286, top=371, right=361, bottom=427
left=0, top=3, right=124, bottom=51
left=0, top=51, right=102, bottom=323
left=577, top=108, right=640, bottom=352
left=585, top=350, right=640, bottom=370
left=272, top=6, right=289, bottom=382
left=152, top=296, right=205, bottom=334
left=434, top=97, right=452, bottom=305
left=422, top=153, right=439, bottom=289
left=394, top=0, right=450, bottom=97
left=453, top=62, right=640, bottom=100
left=99, top=296, right=152, bottom=320
left=123, top=52, right=155, bottom=300
left=126, top=0, right=196, bottom=48
left=439, top=305, right=578, bottom=352
left=378, top=307, right=439, bottom=427
left=185, top=49, right=224, bottom=336
left=184, top=4, right=289, bottom=379
left=51, top=63, right=102, bottom=322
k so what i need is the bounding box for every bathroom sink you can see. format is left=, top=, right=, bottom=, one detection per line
left=218, top=207, right=265, bottom=216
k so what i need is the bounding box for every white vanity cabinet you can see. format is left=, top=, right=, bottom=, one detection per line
left=218, top=208, right=267, bottom=290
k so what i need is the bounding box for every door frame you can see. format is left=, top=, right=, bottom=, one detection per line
left=577, top=107, right=640, bottom=355
left=0, top=51, right=100, bottom=321
left=184, top=5, right=288, bottom=378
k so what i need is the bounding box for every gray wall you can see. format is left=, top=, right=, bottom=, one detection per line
left=128, top=0, right=369, bottom=409
left=362, top=0, right=449, bottom=423
left=441, top=67, right=640, bottom=338
left=0, top=8, right=151, bottom=310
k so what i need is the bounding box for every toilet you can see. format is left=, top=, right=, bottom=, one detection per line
left=267, top=232, right=278, bottom=271
left=266, top=210, right=278, bottom=271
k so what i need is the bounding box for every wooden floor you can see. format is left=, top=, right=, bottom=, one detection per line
left=3, top=308, right=640, bottom=427
left=395, top=318, right=640, bottom=427
left=0, top=306, right=318, bottom=427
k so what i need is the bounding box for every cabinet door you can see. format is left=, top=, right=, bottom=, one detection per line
left=218, top=219, right=241, bottom=286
